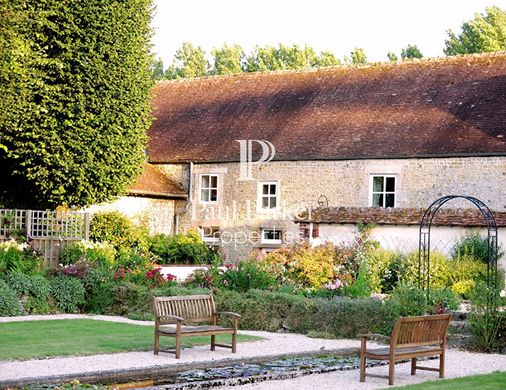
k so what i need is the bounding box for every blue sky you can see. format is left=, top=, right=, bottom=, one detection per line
left=151, top=0, right=506, bottom=66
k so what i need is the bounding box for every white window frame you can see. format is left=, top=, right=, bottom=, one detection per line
left=369, top=175, right=397, bottom=208
left=199, top=174, right=219, bottom=204
left=260, top=227, right=282, bottom=244
left=257, top=181, right=279, bottom=212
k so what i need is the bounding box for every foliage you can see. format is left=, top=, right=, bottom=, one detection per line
left=184, top=261, right=223, bottom=289
left=444, top=6, right=506, bottom=55
left=149, top=230, right=215, bottom=264
left=221, top=261, right=276, bottom=292
left=59, top=240, right=115, bottom=268
left=451, top=232, right=494, bottom=264
left=166, top=42, right=209, bottom=79
left=50, top=276, right=86, bottom=313
left=467, top=283, right=504, bottom=352
left=215, top=289, right=306, bottom=331
left=286, top=296, right=399, bottom=337
left=400, top=251, right=486, bottom=295
left=0, top=0, right=153, bottom=208
left=212, top=43, right=244, bottom=75
left=388, top=284, right=460, bottom=317
left=82, top=267, right=115, bottom=314
left=244, top=44, right=340, bottom=72
left=5, top=272, right=52, bottom=314
left=0, top=239, right=39, bottom=274
left=365, top=248, right=403, bottom=293
left=260, top=242, right=356, bottom=290
left=350, top=48, right=367, bottom=64
left=150, top=57, right=165, bottom=80
left=401, top=44, right=423, bottom=59
left=342, top=265, right=371, bottom=298
left=387, top=51, right=398, bottom=61
left=90, top=211, right=149, bottom=254
left=0, top=279, right=24, bottom=316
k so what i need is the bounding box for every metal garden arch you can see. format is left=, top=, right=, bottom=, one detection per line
left=418, top=195, right=499, bottom=300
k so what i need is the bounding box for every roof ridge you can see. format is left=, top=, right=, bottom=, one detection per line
left=154, top=51, right=506, bottom=84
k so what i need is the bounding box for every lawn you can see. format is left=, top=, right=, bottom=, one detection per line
left=0, top=319, right=259, bottom=361
left=390, top=371, right=506, bottom=389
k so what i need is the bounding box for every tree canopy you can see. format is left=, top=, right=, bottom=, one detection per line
left=349, top=48, right=367, bottom=64
left=212, top=43, right=244, bottom=75
left=401, top=44, right=423, bottom=59
left=444, top=6, right=506, bottom=55
left=0, top=0, right=153, bottom=209
left=165, top=42, right=209, bottom=79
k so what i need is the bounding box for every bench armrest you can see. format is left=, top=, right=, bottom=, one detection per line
left=217, top=311, right=242, bottom=319
left=157, top=314, right=185, bottom=323
left=358, top=333, right=390, bottom=342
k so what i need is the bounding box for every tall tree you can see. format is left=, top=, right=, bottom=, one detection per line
left=312, top=50, right=341, bottom=67
left=166, top=42, right=209, bottom=79
left=244, top=45, right=285, bottom=72
left=244, top=44, right=341, bottom=72
left=401, top=44, right=423, bottom=59
left=444, top=6, right=506, bottom=55
left=212, top=43, right=244, bottom=75
left=0, top=0, right=153, bottom=208
left=350, top=47, right=368, bottom=64
left=387, top=51, right=398, bottom=61
left=150, top=58, right=165, bottom=80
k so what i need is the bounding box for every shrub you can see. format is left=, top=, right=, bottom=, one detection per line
left=184, top=261, right=223, bottom=289
left=149, top=230, right=214, bottom=265
left=221, top=261, right=276, bottom=292
left=0, top=240, right=40, bottom=274
left=306, top=297, right=400, bottom=337
left=400, top=251, right=453, bottom=289
left=59, top=241, right=115, bottom=268
left=5, top=273, right=52, bottom=314
left=90, top=211, right=149, bottom=254
left=260, top=242, right=356, bottom=290
left=365, top=248, right=403, bottom=293
left=0, top=280, right=24, bottom=316
left=451, top=232, right=490, bottom=263
left=388, top=284, right=460, bottom=316
left=215, top=289, right=306, bottom=331
left=50, top=276, right=86, bottom=313
left=82, top=268, right=116, bottom=314
left=467, top=283, right=504, bottom=352
left=342, top=265, right=371, bottom=298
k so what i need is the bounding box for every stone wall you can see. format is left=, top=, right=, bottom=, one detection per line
left=159, top=156, right=506, bottom=260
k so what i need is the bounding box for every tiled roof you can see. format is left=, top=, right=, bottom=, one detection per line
left=295, top=206, right=506, bottom=227
left=128, top=163, right=187, bottom=198
left=148, top=52, right=506, bottom=163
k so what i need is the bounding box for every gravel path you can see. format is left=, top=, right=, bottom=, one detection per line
left=1, top=314, right=504, bottom=389
left=215, top=349, right=506, bottom=389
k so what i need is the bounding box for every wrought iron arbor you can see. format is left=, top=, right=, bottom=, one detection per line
left=418, top=196, right=499, bottom=299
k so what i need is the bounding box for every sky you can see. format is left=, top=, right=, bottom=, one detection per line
left=151, top=0, right=506, bottom=66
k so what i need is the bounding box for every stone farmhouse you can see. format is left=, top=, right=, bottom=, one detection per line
left=101, top=52, right=506, bottom=265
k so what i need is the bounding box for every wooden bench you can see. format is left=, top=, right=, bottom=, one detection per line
left=153, top=294, right=241, bottom=359
left=359, top=313, right=452, bottom=386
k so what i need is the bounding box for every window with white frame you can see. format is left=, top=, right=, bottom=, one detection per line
left=261, top=228, right=282, bottom=244
left=200, top=174, right=218, bottom=203
left=259, top=182, right=278, bottom=210
left=370, top=175, right=396, bottom=208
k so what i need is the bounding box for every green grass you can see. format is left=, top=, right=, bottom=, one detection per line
left=389, top=371, right=506, bottom=389
left=0, top=319, right=259, bottom=361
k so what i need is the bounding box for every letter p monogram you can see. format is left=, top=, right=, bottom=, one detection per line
left=236, top=140, right=276, bottom=181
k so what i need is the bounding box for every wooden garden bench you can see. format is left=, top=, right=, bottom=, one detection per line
left=153, top=294, right=241, bottom=359
left=359, top=313, right=452, bottom=386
